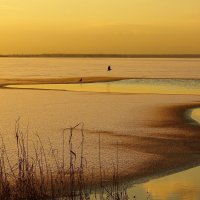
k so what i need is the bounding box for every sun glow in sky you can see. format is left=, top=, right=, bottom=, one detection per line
left=0, top=0, right=200, bottom=54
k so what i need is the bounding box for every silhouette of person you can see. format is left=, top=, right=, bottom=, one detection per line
left=107, top=66, right=112, bottom=71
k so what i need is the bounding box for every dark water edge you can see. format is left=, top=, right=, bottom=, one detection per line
left=1, top=54, right=200, bottom=58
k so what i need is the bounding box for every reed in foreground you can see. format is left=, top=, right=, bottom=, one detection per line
left=0, top=121, right=129, bottom=200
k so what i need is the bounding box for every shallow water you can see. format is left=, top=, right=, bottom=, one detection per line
left=190, top=108, right=200, bottom=125
left=130, top=166, right=200, bottom=200
left=1, top=57, right=200, bottom=79
left=6, top=78, right=200, bottom=95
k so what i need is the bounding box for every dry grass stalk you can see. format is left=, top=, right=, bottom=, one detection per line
left=0, top=122, right=129, bottom=200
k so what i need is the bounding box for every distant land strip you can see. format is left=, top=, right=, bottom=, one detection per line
left=0, top=54, right=200, bottom=58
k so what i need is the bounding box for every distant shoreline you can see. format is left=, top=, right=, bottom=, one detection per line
left=1, top=54, right=200, bottom=58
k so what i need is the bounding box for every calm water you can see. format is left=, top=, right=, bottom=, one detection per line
left=7, top=78, right=200, bottom=95
left=129, top=166, right=200, bottom=200
left=1, top=58, right=200, bottom=200
left=0, top=57, right=200, bottom=79
left=190, top=108, right=200, bottom=124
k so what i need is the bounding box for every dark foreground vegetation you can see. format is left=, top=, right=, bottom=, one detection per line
left=0, top=121, right=131, bottom=200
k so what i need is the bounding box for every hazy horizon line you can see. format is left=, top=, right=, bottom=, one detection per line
left=1, top=54, right=200, bottom=58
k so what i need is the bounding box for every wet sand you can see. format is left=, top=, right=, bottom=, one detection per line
left=3, top=76, right=200, bottom=87
left=1, top=85, right=200, bottom=184
left=115, top=102, right=200, bottom=183
left=89, top=99, right=200, bottom=183
left=0, top=76, right=129, bottom=86
left=5, top=78, right=200, bottom=95
left=1, top=57, right=200, bottom=187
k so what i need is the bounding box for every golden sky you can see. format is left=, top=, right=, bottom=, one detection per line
left=0, top=0, right=200, bottom=54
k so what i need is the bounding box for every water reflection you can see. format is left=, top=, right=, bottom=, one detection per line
left=106, top=82, right=111, bottom=93
left=190, top=108, right=200, bottom=124
left=128, top=166, right=200, bottom=200
left=5, top=79, right=200, bottom=95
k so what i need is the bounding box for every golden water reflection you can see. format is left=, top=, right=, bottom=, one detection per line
left=129, top=166, right=200, bottom=200
left=5, top=79, right=200, bottom=95
left=190, top=108, right=200, bottom=125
